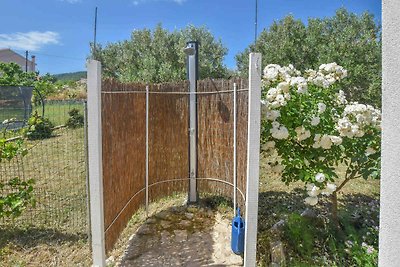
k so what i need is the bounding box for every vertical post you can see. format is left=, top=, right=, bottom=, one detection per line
left=25, top=50, right=28, bottom=72
left=380, top=1, right=400, bottom=265
left=83, top=101, right=92, bottom=249
left=244, top=53, right=262, bottom=267
left=87, top=60, right=106, bottom=267
left=145, top=85, right=149, bottom=217
left=233, top=83, right=238, bottom=214
left=185, top=41, right=199, bottom=203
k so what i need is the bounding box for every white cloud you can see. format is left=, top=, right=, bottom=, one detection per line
left=133, top=0, right=186, bottom=6
left=0, top=31, right=60, bottom=51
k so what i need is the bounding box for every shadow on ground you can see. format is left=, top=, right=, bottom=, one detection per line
left=0, top=226, right=87, bottom=250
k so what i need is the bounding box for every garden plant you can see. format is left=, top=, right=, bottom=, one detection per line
left=0, top=120, right=35, bottom=219
left=260, top=62, right=380, bottom=265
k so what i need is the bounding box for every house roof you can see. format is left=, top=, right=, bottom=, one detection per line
left=0, top=48, right=34, bottom=63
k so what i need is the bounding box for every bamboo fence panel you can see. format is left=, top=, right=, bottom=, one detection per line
left=197, top=78, right=248, bottom=210
left=148, top=82, right=189, bottom=202
left=101, top=77, right=248, bottom=253
left=102, top=79, right=147, bottom=253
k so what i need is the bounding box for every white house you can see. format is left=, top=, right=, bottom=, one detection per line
left=0, top=48, right=36, bottom=72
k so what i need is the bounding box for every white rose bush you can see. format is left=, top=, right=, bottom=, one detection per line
left=260, top=62, right=381, bottom=226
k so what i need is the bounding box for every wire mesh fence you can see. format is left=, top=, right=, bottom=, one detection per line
left=0, top=99, right=88, bottom=236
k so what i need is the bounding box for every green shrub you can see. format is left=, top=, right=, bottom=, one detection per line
left=24, top=112, right=54, bottom=140
left=0, top=135, right=35, bottom=219
left=283, top=213, right=317, bottom=258
left=66, top=108, right=84, bottom=129
left=0, top=178, right=35, bottom=218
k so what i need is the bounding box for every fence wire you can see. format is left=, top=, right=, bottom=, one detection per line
left=0, top=100, right=88, bottom=236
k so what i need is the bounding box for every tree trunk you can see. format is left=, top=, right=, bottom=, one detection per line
left=331, top=191, right=340, bottom=230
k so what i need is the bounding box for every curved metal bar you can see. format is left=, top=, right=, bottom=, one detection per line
left=104, top=187, right=146, bottom=233
left=104, top=177, right=246, bottom=234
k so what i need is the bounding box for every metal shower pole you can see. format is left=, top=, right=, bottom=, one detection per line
left=185, top=41, right=199, bottom=203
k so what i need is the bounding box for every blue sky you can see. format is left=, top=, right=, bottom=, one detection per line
left=0, top=0, right=381, bottom=74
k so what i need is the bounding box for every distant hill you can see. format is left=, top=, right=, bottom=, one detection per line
left=53, top=71, right=87, bottom=82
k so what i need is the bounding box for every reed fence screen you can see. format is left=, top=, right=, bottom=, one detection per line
left=101, top=78, right=248, bottom=253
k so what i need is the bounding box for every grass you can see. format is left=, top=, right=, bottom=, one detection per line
left=0, top=126, right=90, bottom=267
left=1, top=100, right=85, bottom=135
left=37, top=101, right=84, bottom=127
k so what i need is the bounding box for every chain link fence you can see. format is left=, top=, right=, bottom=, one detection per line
left=0, top=99, right=89, bottom=236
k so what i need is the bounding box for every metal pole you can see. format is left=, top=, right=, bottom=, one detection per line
left=185, top=41, right=198, bottom=203
left=254, top=0, right=258, bottom=48
left=25, top=51, right=28, bottom=72
left=83, top=101, right=92, bottom=249
left=93, top=7, right=98, bottom=59
left=145, top=85, right=149, bottom=217
left=233, top=83, right=237, bottom=214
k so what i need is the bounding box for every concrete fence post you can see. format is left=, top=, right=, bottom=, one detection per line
left=380, top=1, right=400, bottom=266
left=87, top=60, right=106, bottom=267
left=244, top=53, right=262, bottom=267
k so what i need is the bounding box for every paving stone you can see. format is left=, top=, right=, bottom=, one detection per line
left=160, top=220, right=171, bottom=229
left=179, top=219, right=191, bottom=228
left=120, top=207, right=244, bottom=267
left=155, top=210, right=172, bottom=220
left=136, top=224, right=153, bottom=235
left=185, top=212, right=194, bottom=220
left=174, top=230, right=188, bottom=242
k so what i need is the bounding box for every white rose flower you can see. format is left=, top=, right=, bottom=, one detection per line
left=271, top=125, right=289, bottom=140
left=318, top=102, right=326, bottom=113
left=306, top=183, right=316, bottom=191
left=365, top=147, right=376, bottom=156
left=265, top=110, right=280, bottom=121
left=277, top=81, right=290, bottom=93
left=307, top=185, right=320, bottom=197
left=320, top=134, right=333, bottom=149
left=315, top=173, right=325, bottom=183
left=326, top=183, right=337, bottom=192
left=264, top=64, right=281, bottom=81
left=322, top=183, right=337, bottom=196
left=295, top=126, right=311, bottom=141
left=305, top=196, right=318, bottom=206
left=266, top=141, right=275, bottom=148
left=311, top=116, right=320, bottom=126
left=330, top=135, right=343, bottom=145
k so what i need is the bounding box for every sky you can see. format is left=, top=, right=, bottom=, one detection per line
left=0, top=0, right=381, bottom=74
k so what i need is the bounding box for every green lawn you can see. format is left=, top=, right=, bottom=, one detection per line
left=35, top=101, right=84, bottom=127
left=1, top=100, right=85, bottom=138
left=0, top=126, right=90, bottom=267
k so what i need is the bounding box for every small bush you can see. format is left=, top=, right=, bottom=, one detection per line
left=24, top=112, right=53, bottom=140
left=283, top=213, right=317, bottom=258
left=0, top=178, right=36, bottom=218
left=0, top=137, right=35, bottom=219
left=66, top=108, right=84, bottom=129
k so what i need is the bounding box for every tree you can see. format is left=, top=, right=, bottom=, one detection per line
left=236, top=8, right=381, bottom=107
left=92, top=24, right=229, bottom=83
left=260, top=63, right=380, bottom=228
left=0, top=62, right=57, bottom=104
